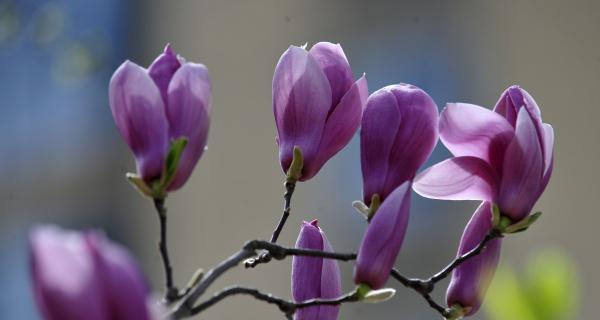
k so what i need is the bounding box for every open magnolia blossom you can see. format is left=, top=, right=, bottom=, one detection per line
left=413, top=85, right=554, bottom=222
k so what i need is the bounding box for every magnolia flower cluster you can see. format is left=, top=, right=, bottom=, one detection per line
left=29, top=43, right=554, bottom=320
left=273, top=43, right=552, bottom=319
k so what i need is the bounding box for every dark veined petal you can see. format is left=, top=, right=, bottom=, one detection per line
left=303, top=75, right=368, bottom=180
left=165, top=63, right=212, bottom=191
left=446, top=202, right=502, bottom=316
left=361, top=84, right=439, bottom=204
left=440, top=103, right=514, bottom=172
left=292, top=220, right=341, bottom=320
left=498, top=107, right=544, bottom=221
left=148, top=44, right=182, bottom=106
left=109, top=61, right=169, bottom=182
left=494, top=86, right=548, bottom=167
left=413, top=156, right=498, bottom=202
left=273, top=45, right=332, bottom=177
left=308, top=42, right=354, bottom=108
left=360, top=87, right=402, bottom=204
left=318, top=230, right=342, bottom=320
left=354, top=182, right=411, bottom=289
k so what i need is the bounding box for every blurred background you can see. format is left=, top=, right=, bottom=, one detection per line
left=0, top=0, right=596, bottom=319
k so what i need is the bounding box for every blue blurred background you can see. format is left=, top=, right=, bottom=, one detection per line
left=0, top=0, right=596, bottom=319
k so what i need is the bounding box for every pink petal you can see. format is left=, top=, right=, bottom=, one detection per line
left=498, top=108, right=544, bottom=221
left=308, top=42, right=354, bottom=108
left=29, top=227, right=107, bottom=320
left=354, top=182, right=412, bottom=289
left=304, top=75, right=367, bottom=179
left=446, top=202, right=502, bottom=315
left=165, top=63, right=212, bottom=191
left=148, top=44, right=182, bottom=106
left=361, top=84, right=438, bottom=204
left=87, top=233, right=150, bottom=320
left=109, top=61, right=169, bottom=182
left=360, top=87, right=401, bottom=204
left=440, top=103, right=514, bottom=172
left=413, top=156, right=498, bottom=201
left=541, top=123, right=554, bottom=186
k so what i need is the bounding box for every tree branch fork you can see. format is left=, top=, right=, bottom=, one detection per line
left=165, top=231, right=502, bottom=319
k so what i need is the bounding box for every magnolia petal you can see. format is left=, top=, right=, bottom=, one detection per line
left=308, top=42, right=354, bottom=107
left=87, top=233, right=151, bottom=320
left=541, top=123, right=554, bottom=190
left=382, top=84, right=439, bottom=198
left=304, top=75, right=367, bottom=179
left=446, top=202, right=502, bottom=316
left=30, top=227, right=108, bottom=320
left=165, top=63, right=211, bottom=191
left=273, top=46, right=332, bottom=175
left=360, top=87, right=401, bottom=204
left=354, top=182, right=411, bottom=289
left=148, top=44, right=182, bottom=106
left=498, top=108, right=544, bottom=221
left=317, top=230, right=342, bottom=320
left=292, top=220, right=341, bottom=320
left=413, top=156, right=498, bottom=201
left=109, top=61, right=169, bottom=182
left=440, top=103, right=514, bottom=171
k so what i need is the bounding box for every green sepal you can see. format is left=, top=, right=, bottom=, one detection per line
left=491, top=203, right=501, bottom=227
left=446, top=304, right=469, bottom=320
left=504, top=212, right=542, bottom=234
left=125, top=173, right=153, bottom=197
left=367, top=193, right=381, bottom=222
left=152, top=138, right=188, bottom=199
left=286, top=146, right=304, bottom=183
left=356, top=283, right=372, bottom=300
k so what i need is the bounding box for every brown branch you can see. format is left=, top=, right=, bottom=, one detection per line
left=189, top=286, right=358, bottom=317
left=153, top=198, right=179, bottom=303
left=245, top=180, right=297, bottom=268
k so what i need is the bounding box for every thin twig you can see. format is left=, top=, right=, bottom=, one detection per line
left=271, top=180, right=296, bottom=243
left=169, top=240, right=355, bottom=318
left=428, top=229, right=503, bottom=284
left=245, top=180, right=296, bottom=268
left=190, top=286, right=358, bottom=317
left=389, top=229, right=504, bottom=318
left=154, top=198, right=179, bottom=302
left=170, top=230, right=501, bottom=319
left=391, top=268, right=447, bottom=317
left=170, top=249, right=255, bottom=318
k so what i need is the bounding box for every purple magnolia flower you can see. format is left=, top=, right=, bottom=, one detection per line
left=361, top=84, right=438, bottom=205
left=413, top=85, right=554, bottom=221
left=273, top=42, right=368, bottom=181
left=109, top=44, right=211, bottom=191
left=30, top=226, right=155, bottom=320
left=292, top=220, right=342, bottom=320
left=354, top=181, right=412, bottom=289
left=446, top=202, right=502, bottom=316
